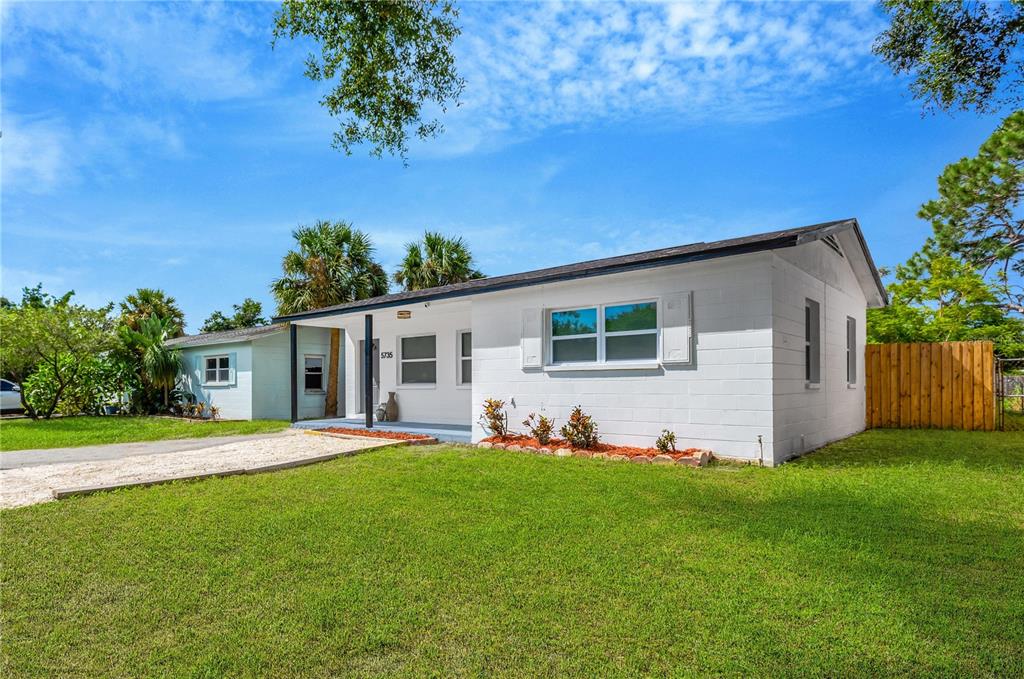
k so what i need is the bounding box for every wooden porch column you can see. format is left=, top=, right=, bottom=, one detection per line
left=289, top=323, right=298, bottom=423
left=364, top=314, right=373, bottom=428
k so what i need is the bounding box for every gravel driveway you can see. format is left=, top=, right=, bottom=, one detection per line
left=0, top=431, right=380, bottom=509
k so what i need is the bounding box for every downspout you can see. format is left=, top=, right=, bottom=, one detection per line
left=289, top=323, right=298, bottom=423
left=364, top=314, right=373, bottom=429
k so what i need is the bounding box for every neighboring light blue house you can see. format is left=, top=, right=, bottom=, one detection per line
left=167, top=324, right=341, bottom=420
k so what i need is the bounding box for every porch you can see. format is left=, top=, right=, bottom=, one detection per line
left=290, top=418, right=472, bottom=444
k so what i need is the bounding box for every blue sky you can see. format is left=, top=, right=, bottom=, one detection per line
left=1, top=1, right=1009, bottom=332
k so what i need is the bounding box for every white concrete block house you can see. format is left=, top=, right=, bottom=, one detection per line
left=171, top=219, right=887, bottom=466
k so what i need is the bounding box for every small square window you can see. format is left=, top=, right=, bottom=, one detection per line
left=205, top=355, right=230, bottom=384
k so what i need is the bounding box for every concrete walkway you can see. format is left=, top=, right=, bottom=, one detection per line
left=0, top=432, right=292, bottom=470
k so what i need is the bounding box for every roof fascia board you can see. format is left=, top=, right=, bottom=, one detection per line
left=278, top=235, right=799, bottom=323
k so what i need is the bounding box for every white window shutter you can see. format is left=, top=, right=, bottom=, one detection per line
left=521, top=308, right=543, bottom=369
left=228, top=352, right=237, bottom=385
left=195, top=356, right=202, bottom=382
left=662, top=292, right=693, bottom=365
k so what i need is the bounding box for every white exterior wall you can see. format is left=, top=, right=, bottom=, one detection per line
left=470, top=253, right=777, bottom=461
left=252, top=326, right=335, bottom=420
left=334, top=302, right=472, bottom=425
left=179, top=342, right=254, bottom=420
left=770, top=240, right=867, bottom=463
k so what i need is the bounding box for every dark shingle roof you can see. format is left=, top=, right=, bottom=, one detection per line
left=165, top=323, right=287, bottom=348
left=273, top=218, right=886, bottom=322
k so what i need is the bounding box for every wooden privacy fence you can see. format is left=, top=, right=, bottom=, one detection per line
left=865, top=341, right=995, bottom=431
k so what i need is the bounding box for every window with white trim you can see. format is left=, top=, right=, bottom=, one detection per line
left=204, top=355, right=230, bottom=384
left=846, top=316, right=856, bottom=385
left=304, top=355, right=324, bottom=392
left=458, top=330, right=472, bottom=385
left=400, top=334, right=436, bottom=384
left=805, top=299, right=821, bottom=384
left=549, top=301, right=658, bottom=364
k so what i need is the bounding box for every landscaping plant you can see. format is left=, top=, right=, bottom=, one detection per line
left=560, top=405, right=599, bottom=449
left=522, top=413, right=555, bottom=445
left=655, top=429, right=677, bottom=454
left=479, top=398, right=508, bottom=437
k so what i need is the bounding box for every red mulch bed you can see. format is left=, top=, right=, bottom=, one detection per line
left=481, top=434, right=706, bottom=460
left=317, top=427, right=433, bottom=441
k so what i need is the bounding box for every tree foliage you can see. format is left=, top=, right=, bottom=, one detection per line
left=867, top=240, right=1024, bottom=356
left=119, top=288, right=186, bottom=337
left=272, top=0, right=465, bottom=161
left=271, top=220, right=388, bottom=418
left=393, top=231, right=484, bottom=291
left=874, top=0, right=1024, bottom=114
left=921, top=110, right=1024, bottom=314
left=201, top=298, right=268, bottom=333
left=272, top=220, right=389, bottom=314
left=0, top=294, right=116, bottom=418
left=119, top=316, right=183, bottom=407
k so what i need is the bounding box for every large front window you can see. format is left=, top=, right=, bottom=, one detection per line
left=400, top=335, right=437, bottom=384
left=550, top=301, right=658, bottom=364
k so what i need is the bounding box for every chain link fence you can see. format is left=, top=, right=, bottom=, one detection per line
left=997, top=358, right=1024, bottom=431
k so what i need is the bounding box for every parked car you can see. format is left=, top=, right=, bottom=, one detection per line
left=1, top=379, right=24, bottom=413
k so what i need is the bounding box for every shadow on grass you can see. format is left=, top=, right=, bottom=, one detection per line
left=793, top=428, right=1024, bottom=472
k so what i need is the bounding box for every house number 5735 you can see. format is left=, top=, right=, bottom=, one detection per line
left=380, top=351, right=394, bottom=359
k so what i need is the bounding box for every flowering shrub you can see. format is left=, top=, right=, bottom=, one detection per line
left=479, top=398, right=508, bottom=437
left=522, top=413, right=555, bottom=445
left=560, top=405, right=599, bottom=449
left=655, top=429, right=677, bottom=454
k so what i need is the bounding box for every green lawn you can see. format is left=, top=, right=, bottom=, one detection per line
left=2, top=430, right=1022, bottom=677
left=0, top=416, right=290, bottom=451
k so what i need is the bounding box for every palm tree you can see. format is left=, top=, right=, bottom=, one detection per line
left=120, top=288, right=186, bottom=337
left=121, top=315, right=183, bottom=409
left=394, top=231, right=485, bottom=291
left=271, top=220, right=389, bottom=417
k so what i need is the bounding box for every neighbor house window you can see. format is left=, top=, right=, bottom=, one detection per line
left=304, top=355, right=324, bottom=392
left=204, top=355, right=230, bottom=384
left=400, top=335, right=436, bottom=384
left=846, top=316, right=856, bottom=385
left=549, top=301, right=658, bottom=364
left=805, top=299, right=821, bottom=384
left=458, top=330, right=472, bottom=385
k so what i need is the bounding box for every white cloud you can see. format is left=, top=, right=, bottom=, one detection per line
left=3, top=1, right=273, bottom=103
left=422, top=1, right=887, bottom=155
left=2, top=112, right=186, bottom=193
left=0, top=114, right=68, bottom=193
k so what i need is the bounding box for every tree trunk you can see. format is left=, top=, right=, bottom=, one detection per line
left=325, top=328, right=340, bottom=418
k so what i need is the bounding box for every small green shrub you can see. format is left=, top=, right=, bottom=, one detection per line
left=480, top=398, right=508, bottom=437
left=560, top=405, right=599, bottom=449
left=522, top=413, right=555, bottom=444
left=655, top=429, right=677, bottom=454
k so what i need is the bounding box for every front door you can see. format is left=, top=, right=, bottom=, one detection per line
left=356, top=338, right=380, bottom=413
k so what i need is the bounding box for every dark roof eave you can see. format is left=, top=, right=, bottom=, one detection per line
left=273, top=219, right=887, bottom=323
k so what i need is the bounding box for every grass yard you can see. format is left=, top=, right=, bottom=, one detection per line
left=2, top=430, right=1022, bottom=676
left=0, top=416, right=289, bottom=451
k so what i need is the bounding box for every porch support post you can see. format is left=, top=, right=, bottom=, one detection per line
left=289, top=323, right=298, bottom=423
left=364, top=314, right=373, bottom=428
